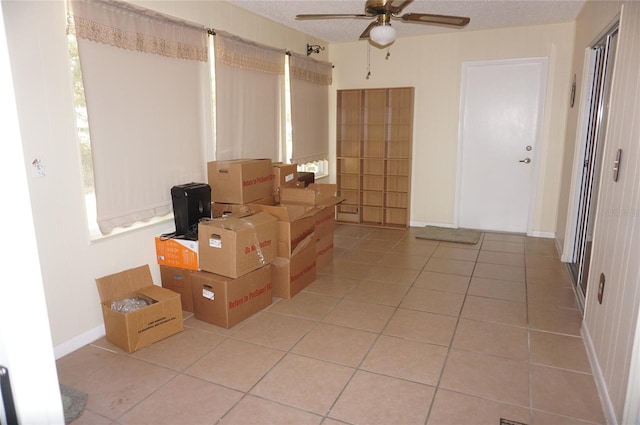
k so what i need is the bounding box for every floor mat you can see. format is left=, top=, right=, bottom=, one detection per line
left=415, top=225, right=481, bottom=244
left=60, top=384, right=88, bottom=424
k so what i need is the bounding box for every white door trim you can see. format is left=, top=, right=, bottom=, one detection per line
left=454, top=57, right=548, bottom=234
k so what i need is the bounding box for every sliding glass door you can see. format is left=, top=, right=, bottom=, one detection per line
left=569, top=26, right=618, bottom=305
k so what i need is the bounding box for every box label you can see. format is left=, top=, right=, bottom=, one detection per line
left=228, top=281, right=272, bottom=310
left=245, top=238, right=273, bottom=254
left=243, top=174, right=275, bottom=187
left=202, top=288, right=215, bottom=300
left=137, top=315, right=178, bottom=335
left=209, top=235, right=222, bottom=248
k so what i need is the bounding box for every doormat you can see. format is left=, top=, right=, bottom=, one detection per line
left=500, top=419, right=527, bottom=425
left=60, top=384, right=88, bottom=424
left=415, top=226, right=481, bottom=244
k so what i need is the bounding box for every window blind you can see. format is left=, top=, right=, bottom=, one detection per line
left=214, top=31, right=285, bottom=161
left=289, top=53, right=332, bottom=164
left=67, top=0, right=209, bottom=234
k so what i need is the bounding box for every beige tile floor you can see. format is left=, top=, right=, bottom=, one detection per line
left=56, top=224, right=605, bottom=425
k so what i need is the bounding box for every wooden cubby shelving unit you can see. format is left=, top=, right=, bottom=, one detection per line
left=336, top=87, right=414, bottom=229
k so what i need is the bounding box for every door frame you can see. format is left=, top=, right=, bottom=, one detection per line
left=561, top=21, right=619, bottom=311
left=561, top=48, right=599, bottom=265
left=454, top=57, right=548, bottom=234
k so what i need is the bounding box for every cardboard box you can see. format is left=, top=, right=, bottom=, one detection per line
left=211, top=196, right=276, bottom=219
left=211, top=202, right=253, bottom=219
left=312, top=206, right=336, bottom=240
left=198, top=212, right=278, bottom=278
left=191, top=265, right=273, bottom=328
left=272, top=163, right=298, bottom=200
left=95, top=265, right=184, bottom=353
left=250, top=203, right=316, bottom=258
left=272, top=237, right=317, bottom=299
left=280, top=183, right=343, bottom=207
left=155, top=237, right=198, bottom=271
left=316, top=233, right=334, bottom=271
left=160, top=266, right=194, bottom=313
left=208, top=159, right=274, bottom=204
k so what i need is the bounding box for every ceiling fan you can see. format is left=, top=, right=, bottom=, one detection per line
left=296, top=0, right=470, bottom=47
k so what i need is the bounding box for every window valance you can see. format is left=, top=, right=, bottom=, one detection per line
left=289, top=52, right=333, bottom=85
left=67, top=0, right=207, bottom=62
left=214, top=30, right=285, bottom=75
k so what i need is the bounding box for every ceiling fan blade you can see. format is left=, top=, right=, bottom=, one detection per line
left=365, top=0, right=413, bottom=15
left=359, top=20, right=379, bottom=39
left=399, top=13, right=470, bottom=27
left=387, top=0, right=414, bottom=13
left=296, top=14, right=369, bottom=20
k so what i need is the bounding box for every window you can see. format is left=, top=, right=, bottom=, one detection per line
left=67, top=0, right=209, bottom=237
left=213, top=31, right=285, bottom=161
left=288, top=53, right=332, bottom=169
left=284, top=54, right=332, bottom=178
left=298, top=160, right=329, bottom=179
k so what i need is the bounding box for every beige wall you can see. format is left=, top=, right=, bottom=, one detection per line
left=2, top=0, right=326, bottom=355
left=555, top=0, right=622, bottom=256
left=573, top=2, right=640, bottom=423
left=329, top=22, right=575, bottom=235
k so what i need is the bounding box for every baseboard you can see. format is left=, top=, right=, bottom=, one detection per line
left=527, top=230, right=555, bottom=238
left=54, top=324, right=105, bottom=359
left=409, top=221, right=456, bottom=228
left=582, top=324, right=618, bottom=425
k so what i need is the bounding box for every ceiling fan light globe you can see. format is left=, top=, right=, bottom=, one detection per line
left=370, top=24, right=396, bottom=46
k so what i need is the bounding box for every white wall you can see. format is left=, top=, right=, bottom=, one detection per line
left=329, top=22, right=575, bottom=234
left=1, top=0, right=327, bottom=356
left=0, top=2, right=64, bottom=422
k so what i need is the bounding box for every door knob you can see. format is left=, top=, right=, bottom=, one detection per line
left=519, top=158, right=531, bottom=164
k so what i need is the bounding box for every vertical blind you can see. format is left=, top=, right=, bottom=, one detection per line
left=67, top=0, right=209, bottom=234
left=289, top=53, right=333, bottom=164
left=214, top=31, right=285, bottom=161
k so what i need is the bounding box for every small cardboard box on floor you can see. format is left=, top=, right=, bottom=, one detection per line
left=95, top=265, right=183, bottom=353
left=160, top=265, right=194, bottom=313
left=207, top=159, right=274, bottom=204
left=191, top=264, right=272, bottom=328
left=198, top=211, right=277, bottom=278
left=272, top=235, right=317, bottom=299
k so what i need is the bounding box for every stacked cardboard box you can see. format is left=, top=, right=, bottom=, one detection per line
left=272, top=162, right=298, bottom=202
left=280, top=184, right=341, bottom=270
left=250, top=203, right=318, bottom=298
left=207, top=158, right=274, bottom=204
left=150, top=160, right=342, bottom=334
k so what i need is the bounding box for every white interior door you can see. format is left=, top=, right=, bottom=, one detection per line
left=458, top=58, right=548, bottom=233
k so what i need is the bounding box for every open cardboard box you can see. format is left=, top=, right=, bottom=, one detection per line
left=279, top=183, right=343, bottom=207
left=272, top=234, right=317, bottom=299
left=95, top=265, right=183, bottom=353
left=250, top=203, right=317, bottom=258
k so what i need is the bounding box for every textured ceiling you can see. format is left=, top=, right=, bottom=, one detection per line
left=227, top=0, right=585, bottom=43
